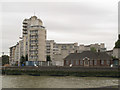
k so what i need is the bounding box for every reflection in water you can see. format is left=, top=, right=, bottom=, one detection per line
left=2, top=75, right=118, bottom=88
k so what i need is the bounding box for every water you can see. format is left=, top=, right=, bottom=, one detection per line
left=2, top=75, right=118, bottom=88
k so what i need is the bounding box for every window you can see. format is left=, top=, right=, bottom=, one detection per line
left=30, top=40, right=38, bottom=43
left=47, top=51, right=50, bottom=53
left=30, top=35, right=38, bottom=39
left=56, top=46, right=58, bottom=48
left=94, top=60, right=97, bottom=65
left=76, top=60, right=79, bottom=65
left=101, top=60, right=104, bottom=65
left=106, top=60, right=110, bottom=65
left=85, top=60, right=89, bottom=65
left=30, top=50, right=38, bottom=54
left=30, top=46, right=33, bottom=49
left=80, top=60, right=83, bottom=65
left=30, top=30, right=38, bottom=33
left=66, top=60, right=69, bottom=65
left=90, top=60, right=93, bottom=65
left=71, top=60, right=74, bottom=65
left=62, top=46, right=66, bottom=49
left=70, top=46, right=73, bottom=48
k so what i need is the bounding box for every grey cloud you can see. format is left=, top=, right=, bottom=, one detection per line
left=1, top=1, right=118, bottom=54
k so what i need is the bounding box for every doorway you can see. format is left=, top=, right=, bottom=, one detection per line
left=83, top=57, right=89, bottom=67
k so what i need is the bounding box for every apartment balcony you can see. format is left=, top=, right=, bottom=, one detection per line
left=23, top=22, right=27, bottom=24
left=30, top=43, right=38, bottom=46
left=30, top=33, right=38, bottom=35
left=23, top=21, right=28, bottom=24
left=30, top=25, right=45, bottom=29
left=35, top=48, right=38, bottom=50
left=41, top=26, right=45, bottom=28
left=23, top=28, right=27, bottom=31
left=30, top=38, right=38, bottom=41
left=30, top=53, right=38, bottom=56
left=30, top=43, right=36, bottom=46
left=23, top=25, right=27, bottom=28
left=30, top=48, right=38, bottom=50
left=23, top=32, right=27, bottom=34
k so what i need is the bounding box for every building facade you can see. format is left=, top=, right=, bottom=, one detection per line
left=78, top=43, right=106, bottom=53
left=46, top=40, right=78, bottom=66
left=9, top=45, right=16, bottom=65
left=64, top=51, right=112, bottom=67
left=112, top=34, right=120, bottom=65
left=52, top=43, right=78, bottom=66
left=27, top=16, right=46, bottom=62
left=46, top=40, right=107, bottom=66
left=9, top=16, right=108, bottom=66
left=9, top=16, right=46, bottom=65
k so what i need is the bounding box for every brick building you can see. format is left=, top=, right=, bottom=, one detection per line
left=64, top=51, right=113, bottom=67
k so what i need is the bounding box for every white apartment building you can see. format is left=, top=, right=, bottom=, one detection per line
left=46, top=40, right=78, bottom=66
left=27, top=16, right=46, bottom=62
left=9, top=45, right=16, bottom=65
left=22, top=16, right=46, bottom=62
left=78, top=43, right=106, bottom=53
left=52, top=43, right=78, bottom=66
left=46, top=40, right=106, bottom=66
left=9, top=16, right=107, bottom=66
left=9, top=16, right=46, bottom=65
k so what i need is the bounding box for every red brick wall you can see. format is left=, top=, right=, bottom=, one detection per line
left=89, top=60, right=93, bottom=66
left=64, top=60, right=66, bottom=66
left=69, top=60, right=71, bottom=65
left=64, top=60, right=113, bottom=66
left=79, top=60, right=80, bottom=66
left=79, top=60, right=84, bottom=66
left=82, top=60, right=84, bottom=66
left=97, top=60, right=100, bottom=66
left=104, top=60, right=107, bottom=66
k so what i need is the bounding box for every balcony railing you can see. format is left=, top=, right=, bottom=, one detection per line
left=23, top=29, right=27, bottom=31
left=23, top=32, right=27, bottom=34
left=23, top=26, right=27, bottom=28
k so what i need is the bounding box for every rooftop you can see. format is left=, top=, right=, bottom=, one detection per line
left=64, top=51, right=112, bottom=60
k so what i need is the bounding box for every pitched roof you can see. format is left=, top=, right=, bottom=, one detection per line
left=64, top=51, right=112, bottom=60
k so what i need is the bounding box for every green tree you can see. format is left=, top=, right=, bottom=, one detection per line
left=25, top=54, right=28, bottom=61
left=112, top=56, right=118, bottom=59
left=90, top=47, right=96, bottom=52
left=47, top=55, right=51, bottom=61
left=20, top=55, right=25, bottom=65
left=114, top=40, right=120, bottom=48
left=2, top=55, right=9, bottom=66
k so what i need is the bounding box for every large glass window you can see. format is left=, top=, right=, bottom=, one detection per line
left=90, top=60, right=93, bottom=65
left=70, top=46, right=73, bottom=48
left=30, top=35, right=38, bottom=39
left=76, top=60, right=79, bottom=65
left=101, top=60, right=104, bottom=65
left=66, top=60, right=69, bottom=65
left=94, top=60, right=97, bottom=65
left=62, top=46, right=66, bottom=49
left=80, top=60, right=83, bottom=65
left=30, top=30, right=38, bottom=33
left=71, top=60, right=74, bottom=65
left=85, top=60, right=89, bottom=65
left=106, top=60, right=110, bottom=65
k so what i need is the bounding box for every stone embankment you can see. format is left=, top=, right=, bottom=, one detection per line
left=2, top=66, right=120, bottom=77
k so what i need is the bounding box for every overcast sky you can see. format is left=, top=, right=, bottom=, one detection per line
left=0, top=0, right=119, bottom=55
